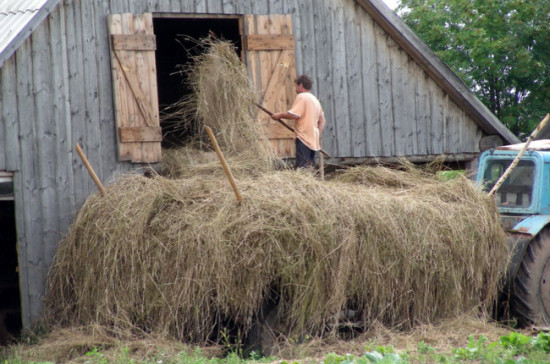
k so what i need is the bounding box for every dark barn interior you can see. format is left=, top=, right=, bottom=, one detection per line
left=0, top=178, right=21, bottom=346
left=153, top=17, right=242, bottom=147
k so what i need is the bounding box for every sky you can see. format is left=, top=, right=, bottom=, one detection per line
left=383, top=0, right=399, bottom=10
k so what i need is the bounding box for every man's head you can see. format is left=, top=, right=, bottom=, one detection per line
left=295, top=74, right=313, bottom=93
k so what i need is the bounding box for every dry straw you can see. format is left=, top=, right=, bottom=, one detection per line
left=45, top=167, right=509, bottom=343
left=160, top=36, right=279, bottom=178
left=44, top=39, right=509, bottom=346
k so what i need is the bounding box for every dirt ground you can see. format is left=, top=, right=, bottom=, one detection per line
left=1, top=314, right=533, bottom=363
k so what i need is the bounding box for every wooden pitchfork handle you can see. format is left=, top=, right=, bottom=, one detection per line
left=255, top=103, right=331, bottom=158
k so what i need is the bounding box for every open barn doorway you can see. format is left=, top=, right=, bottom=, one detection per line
left=0, top=174, right=21, bottom=345
left=153, top=16, right=242, bottom=148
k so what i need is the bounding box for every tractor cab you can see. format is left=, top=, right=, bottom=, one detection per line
left=477, top=140, right=550, bottom=232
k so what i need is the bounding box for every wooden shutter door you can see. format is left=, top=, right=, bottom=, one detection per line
left=107, top=13, right=162, bottom=163
left=244, top=14, right=297, bottom=158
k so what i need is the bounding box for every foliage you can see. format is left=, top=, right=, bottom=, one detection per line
left=436, top=169, right=464, bottom=181
left=398, top=0, right=550, bottom=138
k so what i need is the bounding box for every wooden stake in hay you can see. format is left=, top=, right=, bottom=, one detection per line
left=45, top=165, right=509, bottom=344
left=161, top=38, right=279, bottom=178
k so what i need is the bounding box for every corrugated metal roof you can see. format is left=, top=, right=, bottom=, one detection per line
left=0, top=0, right=61, bottom=68
left=497, top=140, right=550, bottom=151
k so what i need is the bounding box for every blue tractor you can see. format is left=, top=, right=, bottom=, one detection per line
left=476, top=140, right=550, bottom=326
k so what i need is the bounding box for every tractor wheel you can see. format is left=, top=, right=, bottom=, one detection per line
left=512, top=228, right=550, bottom=326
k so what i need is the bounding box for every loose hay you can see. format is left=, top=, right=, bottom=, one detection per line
left=160, top=37, right=278, bottom=178
left=4, top=316, right=516, bottom=363
left=3, top=325, right=219, bottom=363
left=45, top=167, right=509, bottom=344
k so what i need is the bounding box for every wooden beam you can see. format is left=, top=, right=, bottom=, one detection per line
left=259, top=50, right=295, bottom=111
left=327, top=153, right=479, bottom=166
left=111, top=34, right=156, bottom=51
left=112, top=49, right=157, bottom=127
left=119, top=126, right=163, bottom=142
left=246, top=34, right=295, bottom=51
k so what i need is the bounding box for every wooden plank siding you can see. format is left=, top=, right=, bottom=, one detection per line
left=14, top=38, right=45, bottom=323
left=32, top=13, right=59, bottom=270
left=375, top=25, right=394, bottom=156
left=0, top=59, right=19, bottom=172
left=313, top=0, right=334, bottom=155
left=66, top=1, right=91, bottom=201
left=331, top=4, right=351, bottom=157
left=360, top=14, right=382, bottom=157
left=48, top=5, right=77, bottom=257
left=0, top=0, right=498, bottom=328
left=346, top=2, right=366, bottom=157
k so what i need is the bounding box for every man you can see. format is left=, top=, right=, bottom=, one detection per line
left=270, top=75, right=326, bottom=169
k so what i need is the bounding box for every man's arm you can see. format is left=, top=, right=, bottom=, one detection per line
left=271, top=112, right=299, bottom=121
left=318, top=113, right=326, bottom=134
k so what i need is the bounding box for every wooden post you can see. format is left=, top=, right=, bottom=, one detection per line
left=319, top=142, right=325, bottom=180
left=489, top=113, right=550, bottom=197
left=204, top=126, right=243, bottom=204
left=75, top=143, right=106, bottom=196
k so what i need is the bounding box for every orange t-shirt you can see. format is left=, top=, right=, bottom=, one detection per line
left=288, top=92, right=324, bottom=151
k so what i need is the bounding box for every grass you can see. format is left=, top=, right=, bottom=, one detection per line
left=4, top=331, right=550, bottom=363
left=437, top=170, right=465, bottom=181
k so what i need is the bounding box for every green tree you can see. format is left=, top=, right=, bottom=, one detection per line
left=398, top=0, right=550, bottom=138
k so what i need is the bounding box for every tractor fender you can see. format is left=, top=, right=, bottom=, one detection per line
left=505, top=215, right=550, bottom=286
left=510, top=215, right=550, bottom=236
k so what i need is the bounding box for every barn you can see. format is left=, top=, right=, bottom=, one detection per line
left=0, top=0, right=519, bottom=340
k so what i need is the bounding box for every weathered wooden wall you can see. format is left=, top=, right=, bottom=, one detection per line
left=0, top=0, right=487, bottom=327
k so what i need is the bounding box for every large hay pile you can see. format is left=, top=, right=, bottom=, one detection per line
left=44, top=39, right=509, bottom=347
left=45, top=167, right=508, bottom=342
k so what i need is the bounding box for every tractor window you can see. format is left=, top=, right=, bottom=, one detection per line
left=483, top=160, right=535, bottom=208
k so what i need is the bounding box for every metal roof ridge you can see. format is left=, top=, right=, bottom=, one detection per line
left=0, top=10, right=37, bottom=15
left=0, top=0, right=62, bottom=68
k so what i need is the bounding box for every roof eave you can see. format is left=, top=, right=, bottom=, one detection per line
left=355, top=0, right=520, bottom=145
